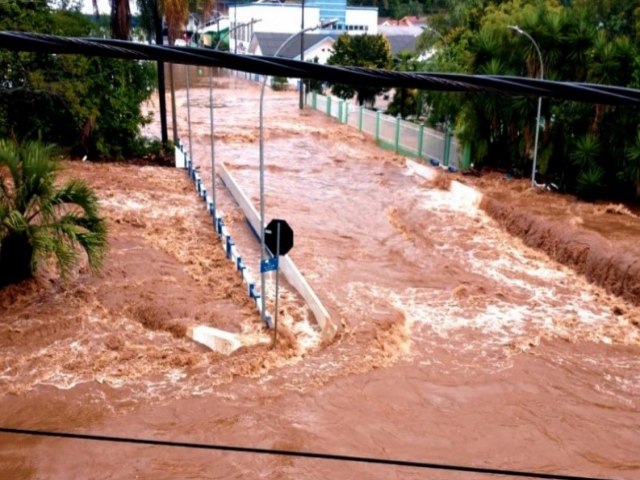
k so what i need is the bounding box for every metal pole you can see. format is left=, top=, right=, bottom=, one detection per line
left=259, top=21, right=334, bottom=326
left=299, top=0, right=305, bottom=109
left=209, top=67, right=216, bottom=215
left=169, top=64, right=178, bottom=143
left=272, top=223, right=281, bottom=348
left=509, top=26, right=544, bottom=188
left=532, top=96, right=542, bottom=186
left=217, top=19, right=259, bottom=50
left=207, top=20, right=259, bottom=217
left=186, top=66, right=193, bottom=161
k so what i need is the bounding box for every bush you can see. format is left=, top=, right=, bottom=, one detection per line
left=576, top=165, right=605, bottom=201
left=0, top=140, right=108, bottom=287
left=271, top=76, right=290, bottom=91
left=0, top=3, right=156, bottom=159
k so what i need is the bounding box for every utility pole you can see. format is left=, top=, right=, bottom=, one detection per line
left=298, top=0, right=305, bottom=109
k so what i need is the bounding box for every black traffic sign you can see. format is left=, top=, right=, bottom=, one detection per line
left=265, top=219, right=294, bottom=256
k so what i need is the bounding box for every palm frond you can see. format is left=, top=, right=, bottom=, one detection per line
left=0, top=140, right=108, bottom=285
left=51, top=179, right=102, bottom=219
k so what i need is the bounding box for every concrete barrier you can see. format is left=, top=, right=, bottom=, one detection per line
left=174, top=144, right=186, bottom=168
left=187, top=326, right=242, bottom=355
left=176, top=140, right=273, bottom=352
left=407, top=159, right=483, bottom=208
left=218, top=162, right=336, bottom=340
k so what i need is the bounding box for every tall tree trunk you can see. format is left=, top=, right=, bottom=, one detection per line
left=111, top=0, right=131, bottom=40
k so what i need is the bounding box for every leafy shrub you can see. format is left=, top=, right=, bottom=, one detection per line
left=576, top=165, right=605, bottom=200
left=271, top=76, right=290, bottom=91
left=0, top=3, right=156, bottom=159
left=0, top=140, right=108, bottom=287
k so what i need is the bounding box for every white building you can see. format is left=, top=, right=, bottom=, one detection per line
left=228, top=1, right=377, bottom=55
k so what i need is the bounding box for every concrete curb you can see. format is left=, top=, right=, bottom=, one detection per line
left=407, top=159, right=484, bottom=208
left=217, top=162, right=336, bottom=341
left=176, top=140, right=271, bottom=353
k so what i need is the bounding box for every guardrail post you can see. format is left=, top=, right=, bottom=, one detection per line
left=312, top=91, right=317, bottom=109
left=326, top=96, right=331, bottom=116
left=344, top=102, right=349, bottom=125
left=462, top=143, right=472, bottom=170
left=394, top=115, right=401, bottom=153
left=443, top=128, right=452, bottom=167
left=358, top=105, right=364, bottom=131
left=375, top=110, right=381, bottom=141
left=418, top=124, right=425, bottom=159
left=338, top=100, right=343, bottom=123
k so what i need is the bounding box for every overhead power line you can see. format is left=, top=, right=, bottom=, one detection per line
left=0, top=31, right=640, bottom=106
left=0, top=426, right=616, bottom=480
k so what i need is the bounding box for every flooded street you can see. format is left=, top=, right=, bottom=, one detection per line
left=1, top=70, right=639, bottom=479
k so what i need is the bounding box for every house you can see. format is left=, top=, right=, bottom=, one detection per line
left=249, top=31, right=337, bottom=62
left=228, top=1, right=377, bottom=54
left=379, top=15, right=427, bottom=27
left=378, top=24, right=423, bottom=55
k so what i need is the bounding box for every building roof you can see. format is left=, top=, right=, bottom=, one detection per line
left=385, top=34, right=419, bottom=54
left=378, top=16, right=427, bottom=27
left=250, top=31, right=337, bottom=59
left=378, top=24, right=423, bottom=37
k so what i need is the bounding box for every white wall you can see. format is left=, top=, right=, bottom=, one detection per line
left=230, top=4, right=320, bottom=36
left=229, top=4, right=320, bottom=53
left=345, top=8, right=378, bottom=34
left=229, top=3, right=378, bottom=52
left=298, top=37, right=335, bottom=63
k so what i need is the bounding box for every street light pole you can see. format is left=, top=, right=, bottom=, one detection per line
left=206, top=18, right=261, bottom=217
left=258, top=19, right=337, bottom=327
left=509, top=25, right=544, bottom=188
left=299, top=0, right=305, bottom=109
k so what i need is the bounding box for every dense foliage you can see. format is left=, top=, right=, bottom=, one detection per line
left=0, top=0, right=156, bottom=159
left=0, top=140, right=107, bottom=286
left=414, top=0, right=640, bottom=199
left=327, top=33, right=393, bottom=106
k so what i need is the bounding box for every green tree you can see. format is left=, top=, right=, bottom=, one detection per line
left=417, top=0, right=640, bottom=199
left=621, top=130, right=640, bottom=198
left=0, top=1, right=156, bottom=158
left=327, top=33, right=392, bottom=107
left=0, top=140, right=108, bottom=287
left=387, top=51, right=421, bottom=118
left=305, top=56, right=326, bottom=94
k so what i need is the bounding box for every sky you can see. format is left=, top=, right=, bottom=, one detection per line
left=79, top=0, right=139, bottom=16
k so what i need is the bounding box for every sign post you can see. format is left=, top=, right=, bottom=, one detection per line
left=263, top=219, right=294, bottom=348
left=273, top=222, right=281, bottom=347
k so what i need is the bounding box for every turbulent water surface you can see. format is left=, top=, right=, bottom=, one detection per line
left=1, top=70, right=639, bottom=479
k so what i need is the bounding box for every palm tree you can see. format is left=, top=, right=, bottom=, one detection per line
left=622, top=130, right=640, bottom=198
left=92, top=0, right=100, bottom=21
left=111, top=0, right=132, bottom=40
left=0, top=141, right=108, bottom=287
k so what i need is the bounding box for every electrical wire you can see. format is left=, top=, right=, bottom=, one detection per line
left=0, top=427, right=617, bottom=480
left=1, top=31, right=640, bottom=106
left=0, top=29, right=631, bottom=480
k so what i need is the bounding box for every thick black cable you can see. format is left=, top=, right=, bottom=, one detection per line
left=1, top=31, right=640, bottom=106
left=0, top=427, right=615, bottom=480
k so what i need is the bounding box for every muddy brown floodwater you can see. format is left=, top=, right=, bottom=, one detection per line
left=1, top=70, right=640, bottom=479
